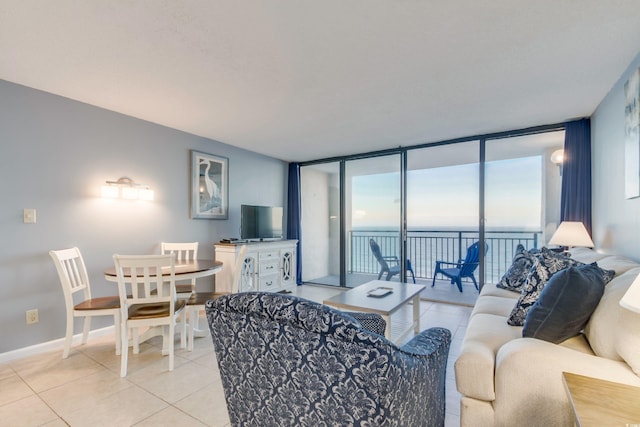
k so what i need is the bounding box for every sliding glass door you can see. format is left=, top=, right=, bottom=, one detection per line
left=406, top=141, right=480, bottom=294
left=484, top=131, right=564, bottom=283
left=300, top=155, right=402, bottom=287
left=345, top=155, right=402, bottom=287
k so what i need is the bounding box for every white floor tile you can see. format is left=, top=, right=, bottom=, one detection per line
left=0, top=284, right=471, bottom=427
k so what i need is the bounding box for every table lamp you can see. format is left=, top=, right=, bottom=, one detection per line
left=548, top=221, right=594, bottom=250
left=620, top=273, right=640, bottom=313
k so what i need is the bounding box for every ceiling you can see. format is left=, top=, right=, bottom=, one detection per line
left=2, top=1, right=640, bottom=163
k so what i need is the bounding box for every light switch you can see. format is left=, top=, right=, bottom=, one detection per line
left=23, top=208, right=36, bottom=224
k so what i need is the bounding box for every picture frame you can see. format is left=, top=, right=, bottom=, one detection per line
left=190, top=150, right=228, bottom=219
left=624, top=67, right=640, bottom=199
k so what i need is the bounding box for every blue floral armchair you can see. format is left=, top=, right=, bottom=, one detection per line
left=206, top=292, right=451, bottom=427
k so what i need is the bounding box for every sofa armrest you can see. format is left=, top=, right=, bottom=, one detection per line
left=350, top=312, right=386, bottom=336
left=492, top=337, right=640, bottom=426
left=455, top=313, right=523, bottom=401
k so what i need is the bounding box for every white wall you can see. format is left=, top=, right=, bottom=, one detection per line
left=300, top=168, right=331, bottom=280
left=0, top=80, right=287, bottom=353
left=592, top=50, right=640, bottom=260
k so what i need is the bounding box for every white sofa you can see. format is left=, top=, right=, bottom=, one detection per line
left=455, top=247, right=640, bottom=426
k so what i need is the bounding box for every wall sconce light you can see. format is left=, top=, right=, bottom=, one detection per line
left=550, top=149, right=564, bottom=175
left=101, top=177, right=154, bottom=201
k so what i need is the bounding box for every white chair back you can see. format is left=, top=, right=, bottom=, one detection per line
left=161, top=242, right=199, bottom=292
left=161, top=242, right=198, bottom=262
left=50, top=247, right=92, bottom=305
left=113, top=254, right=182, bottom=377
left=50, top=247, right=120, bottom=359
left=113, top=254, right=176, bottom=307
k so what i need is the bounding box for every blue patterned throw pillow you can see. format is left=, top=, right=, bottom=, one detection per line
left=497, top=244, right=539, bottom=293
left=507, top=248, right=581, bottom=326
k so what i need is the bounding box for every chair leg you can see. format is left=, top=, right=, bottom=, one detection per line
left=406, top=260, right=416, bottom=284
left=120, top=321, right=129, bottom=378
left=81, top=316, right=91, bottom=345
left=113, top=312, right=121, bottom=356
left=168, top=323, right=175, bottom=372
left=133, top=328, right=140, bottom=354
left=180, top=312, right=187, bottom=350
left=431, top=273, right=437, bottom=288
left=188, top=307, right=197, bottom=352
left=455, top=278, right=463, bottom=293
left=193, top=310, right=200, bottom=330
left=63, top=312, right=74, bottom=359
left=471, top=275, right=479, bottom=291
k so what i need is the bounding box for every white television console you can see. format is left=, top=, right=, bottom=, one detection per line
left=214, top=240, right=298, bottom=294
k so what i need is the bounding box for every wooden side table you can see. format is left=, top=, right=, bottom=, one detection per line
left=562, top=372, right=640, bottom=426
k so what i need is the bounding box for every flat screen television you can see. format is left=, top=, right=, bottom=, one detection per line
left=240, top=204, right=284, bottom=240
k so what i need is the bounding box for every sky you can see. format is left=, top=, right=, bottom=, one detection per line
left=351, top=156, right=542, bottom=230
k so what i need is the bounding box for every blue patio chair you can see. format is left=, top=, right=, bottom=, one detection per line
left=369, top=238, right=416, bottom=283
left=206, top=292, right=451, bottom=426
left=432, top=241, right=487, bottom=292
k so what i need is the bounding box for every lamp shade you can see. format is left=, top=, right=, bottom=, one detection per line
left=620, top=273, right=640, bottom=313
left=548, top=221, right=594, bottom=248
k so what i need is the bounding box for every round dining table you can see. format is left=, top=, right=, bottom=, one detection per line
left=103, top=259, right=223, bottom=282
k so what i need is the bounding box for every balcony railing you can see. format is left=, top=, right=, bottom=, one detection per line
left=350, top=229, right=541, bottom=284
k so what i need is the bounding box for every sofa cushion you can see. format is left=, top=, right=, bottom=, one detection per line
left=522, top=264, right=605, bottom=344
left=472, top=295, right=520, bottom=318
left=569, top=247, right=608, bottom=264
left=479, top=283, right=521, bottom=300
left=616, top=308, right=640, bottom=375
left=507, top=248, right=580, bottom=326
left=595, top=255, right=640, bottom=276
left=496, top=244, right=538, bottom=293
left=584, top=266, right=640, bottom=362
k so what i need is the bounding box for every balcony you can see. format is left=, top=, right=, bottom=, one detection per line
left=350, top=229, right=541, bottom=285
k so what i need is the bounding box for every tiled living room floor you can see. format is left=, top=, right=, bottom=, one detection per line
left=0, top=285, right=472, bottom=427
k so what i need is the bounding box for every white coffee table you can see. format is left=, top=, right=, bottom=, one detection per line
left=323, top=280, right=425, bottom=343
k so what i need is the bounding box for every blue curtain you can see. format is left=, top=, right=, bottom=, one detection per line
left=287, top=163, right=303, bottom=285
left=560, top=118, right=592, bottom=235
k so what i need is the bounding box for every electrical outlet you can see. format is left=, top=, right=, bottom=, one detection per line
left=26, top=309, right=39, bottom=324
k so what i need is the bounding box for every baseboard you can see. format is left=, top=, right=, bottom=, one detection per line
left=0, top=325, right=115, bottom=364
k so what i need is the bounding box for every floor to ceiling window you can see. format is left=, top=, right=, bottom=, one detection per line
left=406, top=141, right=480, bottom=292
left=299, top=125, right=565, bottom=300
left=484, top=131, right=564, bottom=283
left=345, top=155, right=401, bottom=287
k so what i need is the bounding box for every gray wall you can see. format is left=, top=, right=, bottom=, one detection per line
left=592, top=50, right=640, bottom=261
left=0, top=80, right=287, bottom=353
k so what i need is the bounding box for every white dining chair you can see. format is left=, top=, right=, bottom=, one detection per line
left=50, top=247, right=121, bottom=359
left=184, top=245, right=247, bottom=351
left=160, top=242, right=199, bottom=295
left=113, top=254, right=186, bottom=377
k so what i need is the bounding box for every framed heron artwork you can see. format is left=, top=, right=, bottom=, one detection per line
left=191, top=150, right=228, bottom=219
